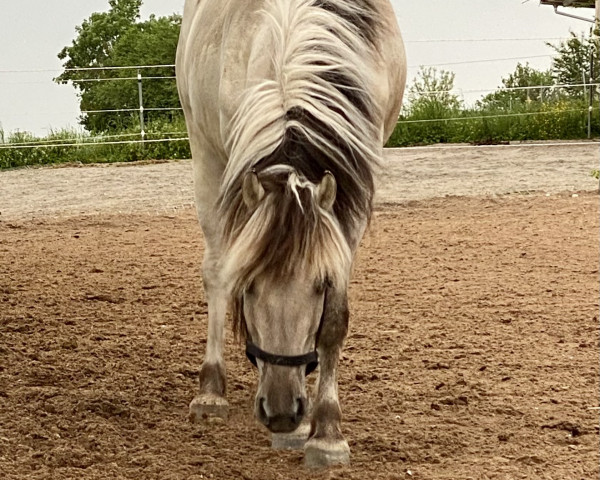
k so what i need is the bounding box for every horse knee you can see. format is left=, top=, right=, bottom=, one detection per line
left=201, top=257, right=222, bottom=296
left=318, top=292, right=349, bottom=349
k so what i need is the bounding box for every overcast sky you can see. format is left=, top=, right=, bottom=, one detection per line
left=0, top=0, right=594, bottom=136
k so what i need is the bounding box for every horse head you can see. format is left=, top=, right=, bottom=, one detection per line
left=222, top=166, right=350, bottom=433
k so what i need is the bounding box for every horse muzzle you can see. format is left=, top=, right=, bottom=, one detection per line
left=256, top=394, right=307, bottom=433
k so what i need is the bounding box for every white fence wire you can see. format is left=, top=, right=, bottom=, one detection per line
left=0, top=34, right=598, bottom=152
left=0, top=137, right=189, bottom=150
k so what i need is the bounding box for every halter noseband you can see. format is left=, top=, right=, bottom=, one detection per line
left=245, top=341, right=319, bottom=376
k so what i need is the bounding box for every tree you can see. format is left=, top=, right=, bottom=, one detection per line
left=547, top=30, right=598, bottom=100
left=55, top=0, right=182, bottom=133
left=405, top=66, right=462, bottom=118
left=478, top=63, right=554, bottom=110
left=395, top=67, right=462, bottom=145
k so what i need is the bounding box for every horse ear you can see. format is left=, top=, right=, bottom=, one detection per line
left=242, top=170, right=265, bottom=209
left=317, top=171, right=336, bottom=211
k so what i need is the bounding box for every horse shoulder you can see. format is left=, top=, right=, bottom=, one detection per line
left=218, top=9, right=274, bottom=140
left=178, top=2, right=270, bottom=152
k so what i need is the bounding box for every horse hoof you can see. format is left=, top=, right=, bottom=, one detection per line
left=189, top=394, right=229, bottom=423
left=304, top=438, right=350, bottom=468
left=271, top=423, right=310, bottom=450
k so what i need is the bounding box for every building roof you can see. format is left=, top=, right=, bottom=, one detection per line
left=539, top=0, right=595, bottom=8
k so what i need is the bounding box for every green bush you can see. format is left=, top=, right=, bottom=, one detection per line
left=387, top=98, right=598, bottom=147
left=0, top=117, right=190, bottom=170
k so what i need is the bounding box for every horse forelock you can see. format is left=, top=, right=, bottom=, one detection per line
left=223, top=166, right=352, bottom=285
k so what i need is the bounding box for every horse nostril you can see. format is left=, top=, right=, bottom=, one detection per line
left=258, top=397, right=269, bottom=425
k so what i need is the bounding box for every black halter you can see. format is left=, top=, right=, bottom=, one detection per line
left=245, top=341, right=319, bottom=376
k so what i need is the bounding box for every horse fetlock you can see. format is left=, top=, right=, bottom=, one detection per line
left=304, top=437, right=350, bottom=468
left=189, top=393, right=229, bottom=423
left=198, top=361, right=227, bottom=397
left=309, top=400, right=342, bottom=436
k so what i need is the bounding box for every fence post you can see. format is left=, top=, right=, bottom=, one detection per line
left=137, top=69, right=145, bottom=144
left=595, top=2, right=600, bottom=138
left=589, top=52, right=594, bottom=139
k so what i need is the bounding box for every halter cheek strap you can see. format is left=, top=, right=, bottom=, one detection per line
left=245, top=341, right=319, bottom=376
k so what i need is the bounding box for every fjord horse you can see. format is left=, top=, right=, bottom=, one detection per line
left=176, top=0, right=406, bottom=466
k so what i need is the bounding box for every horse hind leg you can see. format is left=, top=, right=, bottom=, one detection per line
left=189, top=252, right=229, bottom=422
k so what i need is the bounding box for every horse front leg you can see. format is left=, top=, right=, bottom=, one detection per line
left=189, top=249, right=230, bottom=422
left=187, top=150, right=230, bottom=422
left=304, top=291, right=350, bottom=467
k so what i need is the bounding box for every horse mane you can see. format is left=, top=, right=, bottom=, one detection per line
left=217, top=0, right=382, bottom=338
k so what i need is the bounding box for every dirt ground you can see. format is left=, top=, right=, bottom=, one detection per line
left=0, top=144, right=598, bottom=479
left=0, top=142, right=597, bottom=221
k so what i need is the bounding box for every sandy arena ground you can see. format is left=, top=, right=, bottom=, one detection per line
left=0, top=142, right=598, bottom=479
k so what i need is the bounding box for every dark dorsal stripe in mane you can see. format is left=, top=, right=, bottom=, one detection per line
left=314, top=0, right=379, bottom=47
left=313, top=0, right=379, bottom=122
left=251, top=0, right=380, bottom=236
left=312, top=60, right=375, bottom=124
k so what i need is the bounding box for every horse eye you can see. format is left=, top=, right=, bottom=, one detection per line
left=314, top=280, right=327, bottom=295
